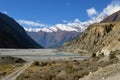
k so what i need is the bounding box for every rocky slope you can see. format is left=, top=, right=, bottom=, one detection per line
left=0, top=13, right=42, bottom=48
left=61, top=10, right=120, bottom=55
left=80, top=62, right=120, bottom=80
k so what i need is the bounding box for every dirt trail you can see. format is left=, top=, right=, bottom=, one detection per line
left=1, top=62, right=33, bottom=80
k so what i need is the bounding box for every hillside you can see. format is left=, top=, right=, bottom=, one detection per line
left=27, top=31, right=79, bottom=48
left=0, top=13, right=42, bottom=48
left=61, top=10, right=120, bottom=55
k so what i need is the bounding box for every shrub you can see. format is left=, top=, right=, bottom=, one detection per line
left=42, top=74, right=55, bottom=80
left=99, top=53, right=104, bottom=57
left=91, top=53, right=96, bottom=58
left=66, top=65, right=75, bottom=73
left=39, top=62, right=47, bottom=67
left=118, top=38, right=120, bottom=41
left=109, top=53, right=116, bottom=60
left=33, top=61, right=39, bottom=66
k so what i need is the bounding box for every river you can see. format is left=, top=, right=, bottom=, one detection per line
left=0, top=49, right=89, bottom=61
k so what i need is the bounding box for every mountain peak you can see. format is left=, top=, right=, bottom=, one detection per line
left=24, top=23, right=84, bottom=33
left=101, top=10, right=120, bottom=23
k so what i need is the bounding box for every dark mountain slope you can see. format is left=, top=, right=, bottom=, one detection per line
left=0, top=13, right=42, bottom=48
left=101, top=10, right=120, bottom=23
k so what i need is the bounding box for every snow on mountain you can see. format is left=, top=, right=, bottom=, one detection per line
left=24, top=21, right=92, bottom=33
left=24, top=24, right=78, bottom=32
left=24, top=13, right=108, bottom=33
left=21, top=11, right=114, bottom=33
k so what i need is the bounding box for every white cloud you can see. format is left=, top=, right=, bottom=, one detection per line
left=86, top=1, right=120, bottom=23
left=2, top=11, right=8, bottom=14
left=102, top=0, right=120, bottom=16
left=92, top=1, right=120, bottom=22
left=18, top=20, right=48, bottom=27
left=87, top=8, right=97, bottom=17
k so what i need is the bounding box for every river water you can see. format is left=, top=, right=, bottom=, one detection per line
left=0, top=49, right=89, bottom=61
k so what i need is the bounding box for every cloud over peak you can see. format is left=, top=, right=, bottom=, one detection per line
left=86, top=0, right=120, bottom=23
left=102, top=0, right=120, bottom=15
left=18, top=20, right=48, bottom=27
left=87, top=8, right=97, bottom=17
left=2, top=11, right=8, bottom=14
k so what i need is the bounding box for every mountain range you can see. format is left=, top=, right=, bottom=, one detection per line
left=24, top=12, right=107, bottom=48
left=0, top=12, right=42, bottom=48
left=0, top=11, right=107, bottom=48
left=25, top=23, right=84, bottom=48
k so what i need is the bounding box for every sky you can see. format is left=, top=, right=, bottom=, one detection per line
left=0, top=0, right=120, bottom=28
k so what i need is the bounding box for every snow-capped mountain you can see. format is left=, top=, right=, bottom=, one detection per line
left=23, top=21, right=93, bottom=48
left=24, top=22, right=87, bottom=32
left=23, top=13, right=108, bottom=48
left=24, top=11, right=108, bottom=33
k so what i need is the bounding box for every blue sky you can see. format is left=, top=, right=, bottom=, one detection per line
left=0, top=0, right=113, bottom=25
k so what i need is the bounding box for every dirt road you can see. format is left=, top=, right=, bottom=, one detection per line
left=1, top=62, right=33, bottom=80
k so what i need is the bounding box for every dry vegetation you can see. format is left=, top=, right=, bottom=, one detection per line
left=0, top=64, right=23, bottom=79
left=0, top=56, right=25, bottom=79
left=16, top=54, right=118, bottom=80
